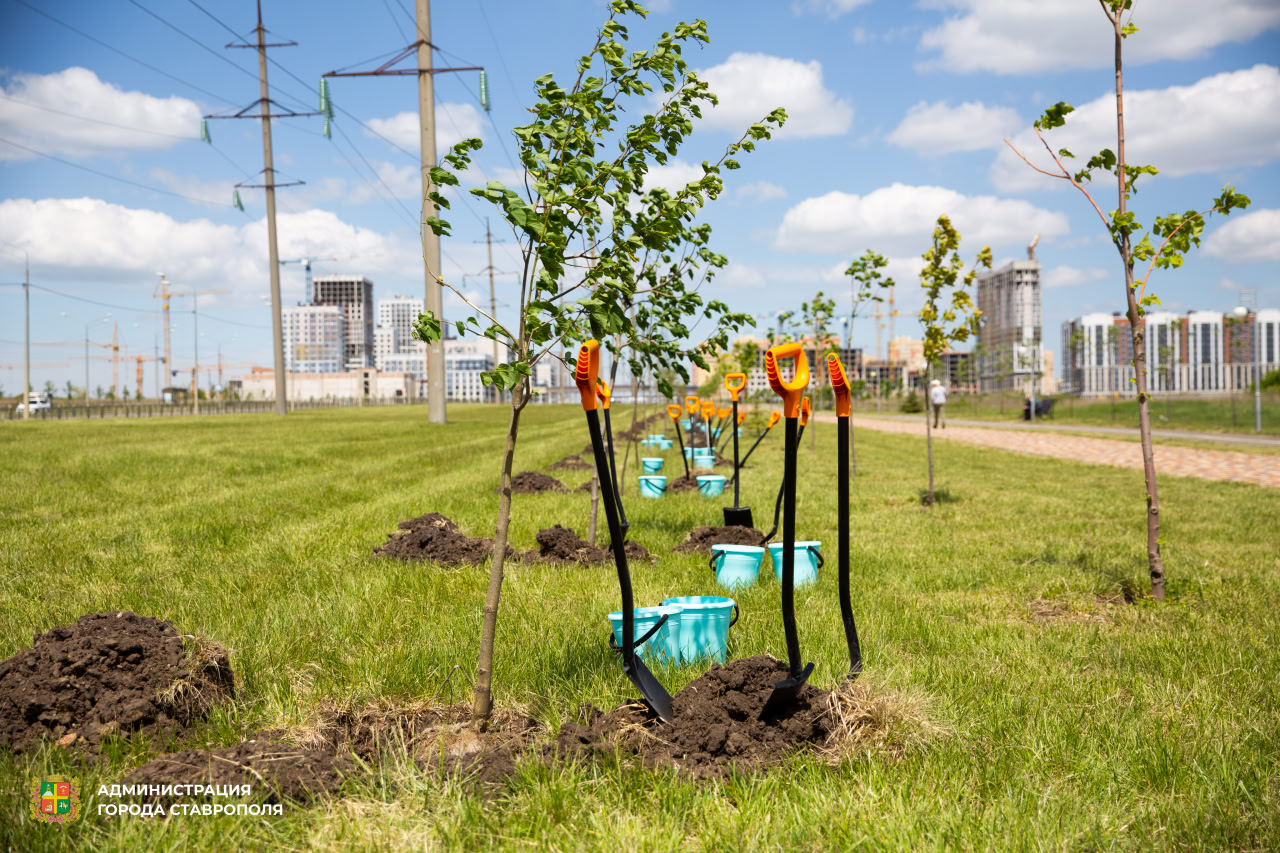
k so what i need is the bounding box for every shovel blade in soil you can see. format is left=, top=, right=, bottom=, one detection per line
left=760, top=661, right=814, bottom=720
left=624, top=656, right=674, bottom=722
left=722, top=506, right=754, bottom=528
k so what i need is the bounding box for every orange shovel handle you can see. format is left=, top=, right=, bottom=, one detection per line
left=595, top=378, right=612, bottom=411
left=767, top=410, right=781, bottom=430
left=800, top=396, right=811, bottom=427
left=724, top=372, right=747, bottom=400
left=574, top=341, right=600, bottom=411
left=667, top=404, right=681, bottom=421
left=765, top=342, right=810, bottom=418
left=827, top=353, right=851, bottom=417
left=684, top=395, right=699, bottom=415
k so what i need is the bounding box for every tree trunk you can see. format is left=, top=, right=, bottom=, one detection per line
left=1112, top=14, right=1165, bottom=600
left=472, top=380, right=530, bottom=721
left=924, top=367, right=935, bottom=505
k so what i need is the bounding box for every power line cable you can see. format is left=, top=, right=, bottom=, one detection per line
left=124, top=0, right=261, bottom=85
left=9, top=0, right=238, bottom=108
left=0, top=136, right=235, bottom=207
left=381, top=0, right=409, bottom=42
left=25, top=283, right=270, bottom=329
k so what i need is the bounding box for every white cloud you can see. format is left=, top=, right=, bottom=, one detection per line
left=641, top=158, right=706, bottom=193
left=918, top=0, right=1280, bottom=75
left=364, top=102, right=487, bottom=154
left=696, top=53, right=853, bottom=139
left=0, top=197, right=420, bottom=303
left=735, top=181, right=788, bottom=202
left=717, top=263, right=767, bottom=289
left=794, top=0, right=872, bottom=17
left=774, top=183, right=1070, bottom=256
left=0, top=67, right=199, bottom=159
left=991, top=65, right=1280, bottom=192
left=346, top=160, right=420, bottom=203
left=886, top=100, right=1023, bottom=155
left=1204, top=209, right=1280, bottom=263
left=1043, top=265, right=1108, bottom=289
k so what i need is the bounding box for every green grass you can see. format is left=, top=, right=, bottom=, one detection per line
left=2, top=405, right=1278, bottom=851
left=867, top=391, right=1280, bottom=436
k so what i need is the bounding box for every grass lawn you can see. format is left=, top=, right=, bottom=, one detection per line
left=2, top=404, right=1278, bottom=851
left=867, top=391, right=1280, bottom=437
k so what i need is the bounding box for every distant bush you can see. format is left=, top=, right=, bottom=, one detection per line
left=1260, top=369, right=1280, bottom=392
left=900, top=392, right=923, bottom=414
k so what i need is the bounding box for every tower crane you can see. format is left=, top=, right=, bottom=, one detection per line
left=152, top=274, right=229, bottom=382
left=33, top=321, right=123, bottom=398
left=278, top=257, right=339, bottom=304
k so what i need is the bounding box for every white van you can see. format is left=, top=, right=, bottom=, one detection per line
left=14, top=392, right=52, bottom=413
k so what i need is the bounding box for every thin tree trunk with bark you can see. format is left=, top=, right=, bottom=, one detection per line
left=924, top=367, right=935, bottom=505
left=473, top=380, right=531, bottom=721
left=1110, top=11, right=1165, bottom=599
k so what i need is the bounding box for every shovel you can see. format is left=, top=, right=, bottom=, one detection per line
left=700, top=401, right=716, bottom=455
left=827, top=353, right=863, bottom=679
left=728, top=411, right=780, bottom=485
left=596, top=378, right=627, bottom=538
left=722, top=372, right=753, bottom=528
left=758, top=397, right=809, bottom=545
left=667, top=404, right=691, bottom=481
left=577, top=340, right=673, bottom=722
left=760, top=343, right=815, bottom=719
left=717, top=411, right=746, bottom=457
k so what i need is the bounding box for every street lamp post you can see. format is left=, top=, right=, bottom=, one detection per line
left=1, top=242, right=30, bottom=419
left=1233, top=306, right=1261, bottom=433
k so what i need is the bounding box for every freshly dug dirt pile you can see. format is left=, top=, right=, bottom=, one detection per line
left=548, top=454, right=591, bottom=471
left=673, top=525, right=765, bottom=553
left=0, top=612, right=233, bottom=753
left=666, top=475, right=701, bottom=493
left=500, top=471, right=567, bottom=494
left=574, top=479, right=595, bottom=493
left=374, top=512, right=506, bottom=566
left=125, top=738, right=351, bottom=803
left=555, top=656, right=833, bottom=778
left=523, top=525, right=652, bottom=565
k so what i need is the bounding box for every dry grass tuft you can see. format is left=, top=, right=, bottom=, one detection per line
left=820, top=677, right=946, bottom=763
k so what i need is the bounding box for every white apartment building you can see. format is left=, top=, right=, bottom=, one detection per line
left=976, top=259, right=1043, bottom=392
left=312, top=275, right=374, bottom=370
left=282, top=305, right=346, bottom=374
left=373, top=326, right=399, bottom=368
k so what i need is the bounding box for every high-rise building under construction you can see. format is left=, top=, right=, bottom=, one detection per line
left=975, top=252, right=1043, bottom=393
left=312, top=276, right=374, bottom=370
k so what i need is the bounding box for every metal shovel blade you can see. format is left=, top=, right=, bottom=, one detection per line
left=623, top=656, right=674, bottom=722
left=760, top=661, right=814, bottom=719
left=723, top=506, right=754, bottom=528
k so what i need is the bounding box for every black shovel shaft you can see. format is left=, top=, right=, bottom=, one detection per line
left=731, top=399, right=741, bottom=507
left=586, top=409, right=636, bottom=672
left=760, top=423, right=805, bottom=543
left=603, top=409, right=627, bottom=531
left=673, top=420, right=690, bottom=479
left=781, top=416, right=802, bottom=679
left=730, top=426, right=774, bottom=483
left=838, top=415, right=862, bottom=674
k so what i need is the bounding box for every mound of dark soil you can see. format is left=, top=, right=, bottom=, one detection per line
left=574, top=479, right=595, bottom=493
left=548, top=455, right=591, bottom=471
left=673, top=525, right=766, bottom=553
left=500, top=471, right=567, bottom=494
left=523, top=525, right=651, bottom=565
left=125, top=738, right=351, bottom=803
left=0, top=612, right=234, bottom=753
left=374, top=513, right=506, bottom=566
left=555, top=655, right=833, bottom=778
left=666, top=475, right=701, bottom=493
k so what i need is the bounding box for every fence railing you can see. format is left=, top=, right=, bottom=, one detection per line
left=4, top=396, right=426, bottom=421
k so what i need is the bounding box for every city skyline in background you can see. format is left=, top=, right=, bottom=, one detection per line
left=2, top=0, right=1278, bottom=396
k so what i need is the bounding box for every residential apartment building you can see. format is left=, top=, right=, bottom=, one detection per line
left=282, top=305, right=346, bottom=374
left=312, top=275, right=374, bottom=370
left=1061, top=307, right=1280, bottom=396
left=976, top=258, right=1042, bottom=393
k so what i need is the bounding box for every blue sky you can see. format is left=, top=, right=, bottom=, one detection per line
left=1, top=0, right=1277, bottom=394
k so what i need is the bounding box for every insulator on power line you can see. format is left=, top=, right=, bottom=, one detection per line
left=200, top=119, right=211, bottom=144
left=478, top=70, right=490, bottom=112
left=318, top=78, right=330, bottom=113
left=232, top=189, right=245, bottom=212
left=326, top=96, right=334, bottom=120
left=322, top=116, right=331, bottom=139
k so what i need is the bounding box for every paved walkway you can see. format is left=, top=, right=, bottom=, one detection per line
left=850, top=414, right=1280, bottom=449
left=828, top=415, right=1280, bottom=489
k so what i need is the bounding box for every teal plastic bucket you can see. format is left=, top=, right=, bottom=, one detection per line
left=696, top=474, right=726, bottom=497
left=649, top=433, right=664, bottom=441
left=637, top=475, right=667, bottom=498
left=660, top=596, right=738, bottom=663
left=680, top=418, right=692, bottom=430
left=641, top=457, right=664, bottom=474
left=693, top=455, right=715, bottom=470
left=768, top=541, right=823, bottom=587
left=658, top=439, right=674, bottom=450
left=710, top=545, right=764, bottom=590
left=608, top=605, right=682, bottom=664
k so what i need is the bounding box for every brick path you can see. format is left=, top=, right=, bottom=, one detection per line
left=839, top=416, right=1280, bottom=489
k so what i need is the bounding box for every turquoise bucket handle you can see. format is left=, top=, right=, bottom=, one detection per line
left=709, top=551, right=724, bottom=573
left=806, top=545, right=825, bottom=569
left=608, top=613, right=670, bottom=654
left=729, top=603, right=740, bottom=628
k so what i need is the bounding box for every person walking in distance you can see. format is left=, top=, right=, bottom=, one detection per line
left=929, top=379, right=947, bottom=429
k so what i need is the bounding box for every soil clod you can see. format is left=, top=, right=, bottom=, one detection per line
left=500, top=471, right=567, bottom=494
left=0, top=612, right=233, bottom=753
left=548, top=455, right=591, bottom=471
left=374, top=512, right=507, bottom=566
left=673, top=525, right=766, bottom=553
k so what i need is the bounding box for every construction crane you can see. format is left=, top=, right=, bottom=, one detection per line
left=152, top=274, right=229, bottom=381
left=131, top=354, right=160, bottom=400
left=279, top=257, right=339, bottom=304
left=32, top=322, right=123, bottom=398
